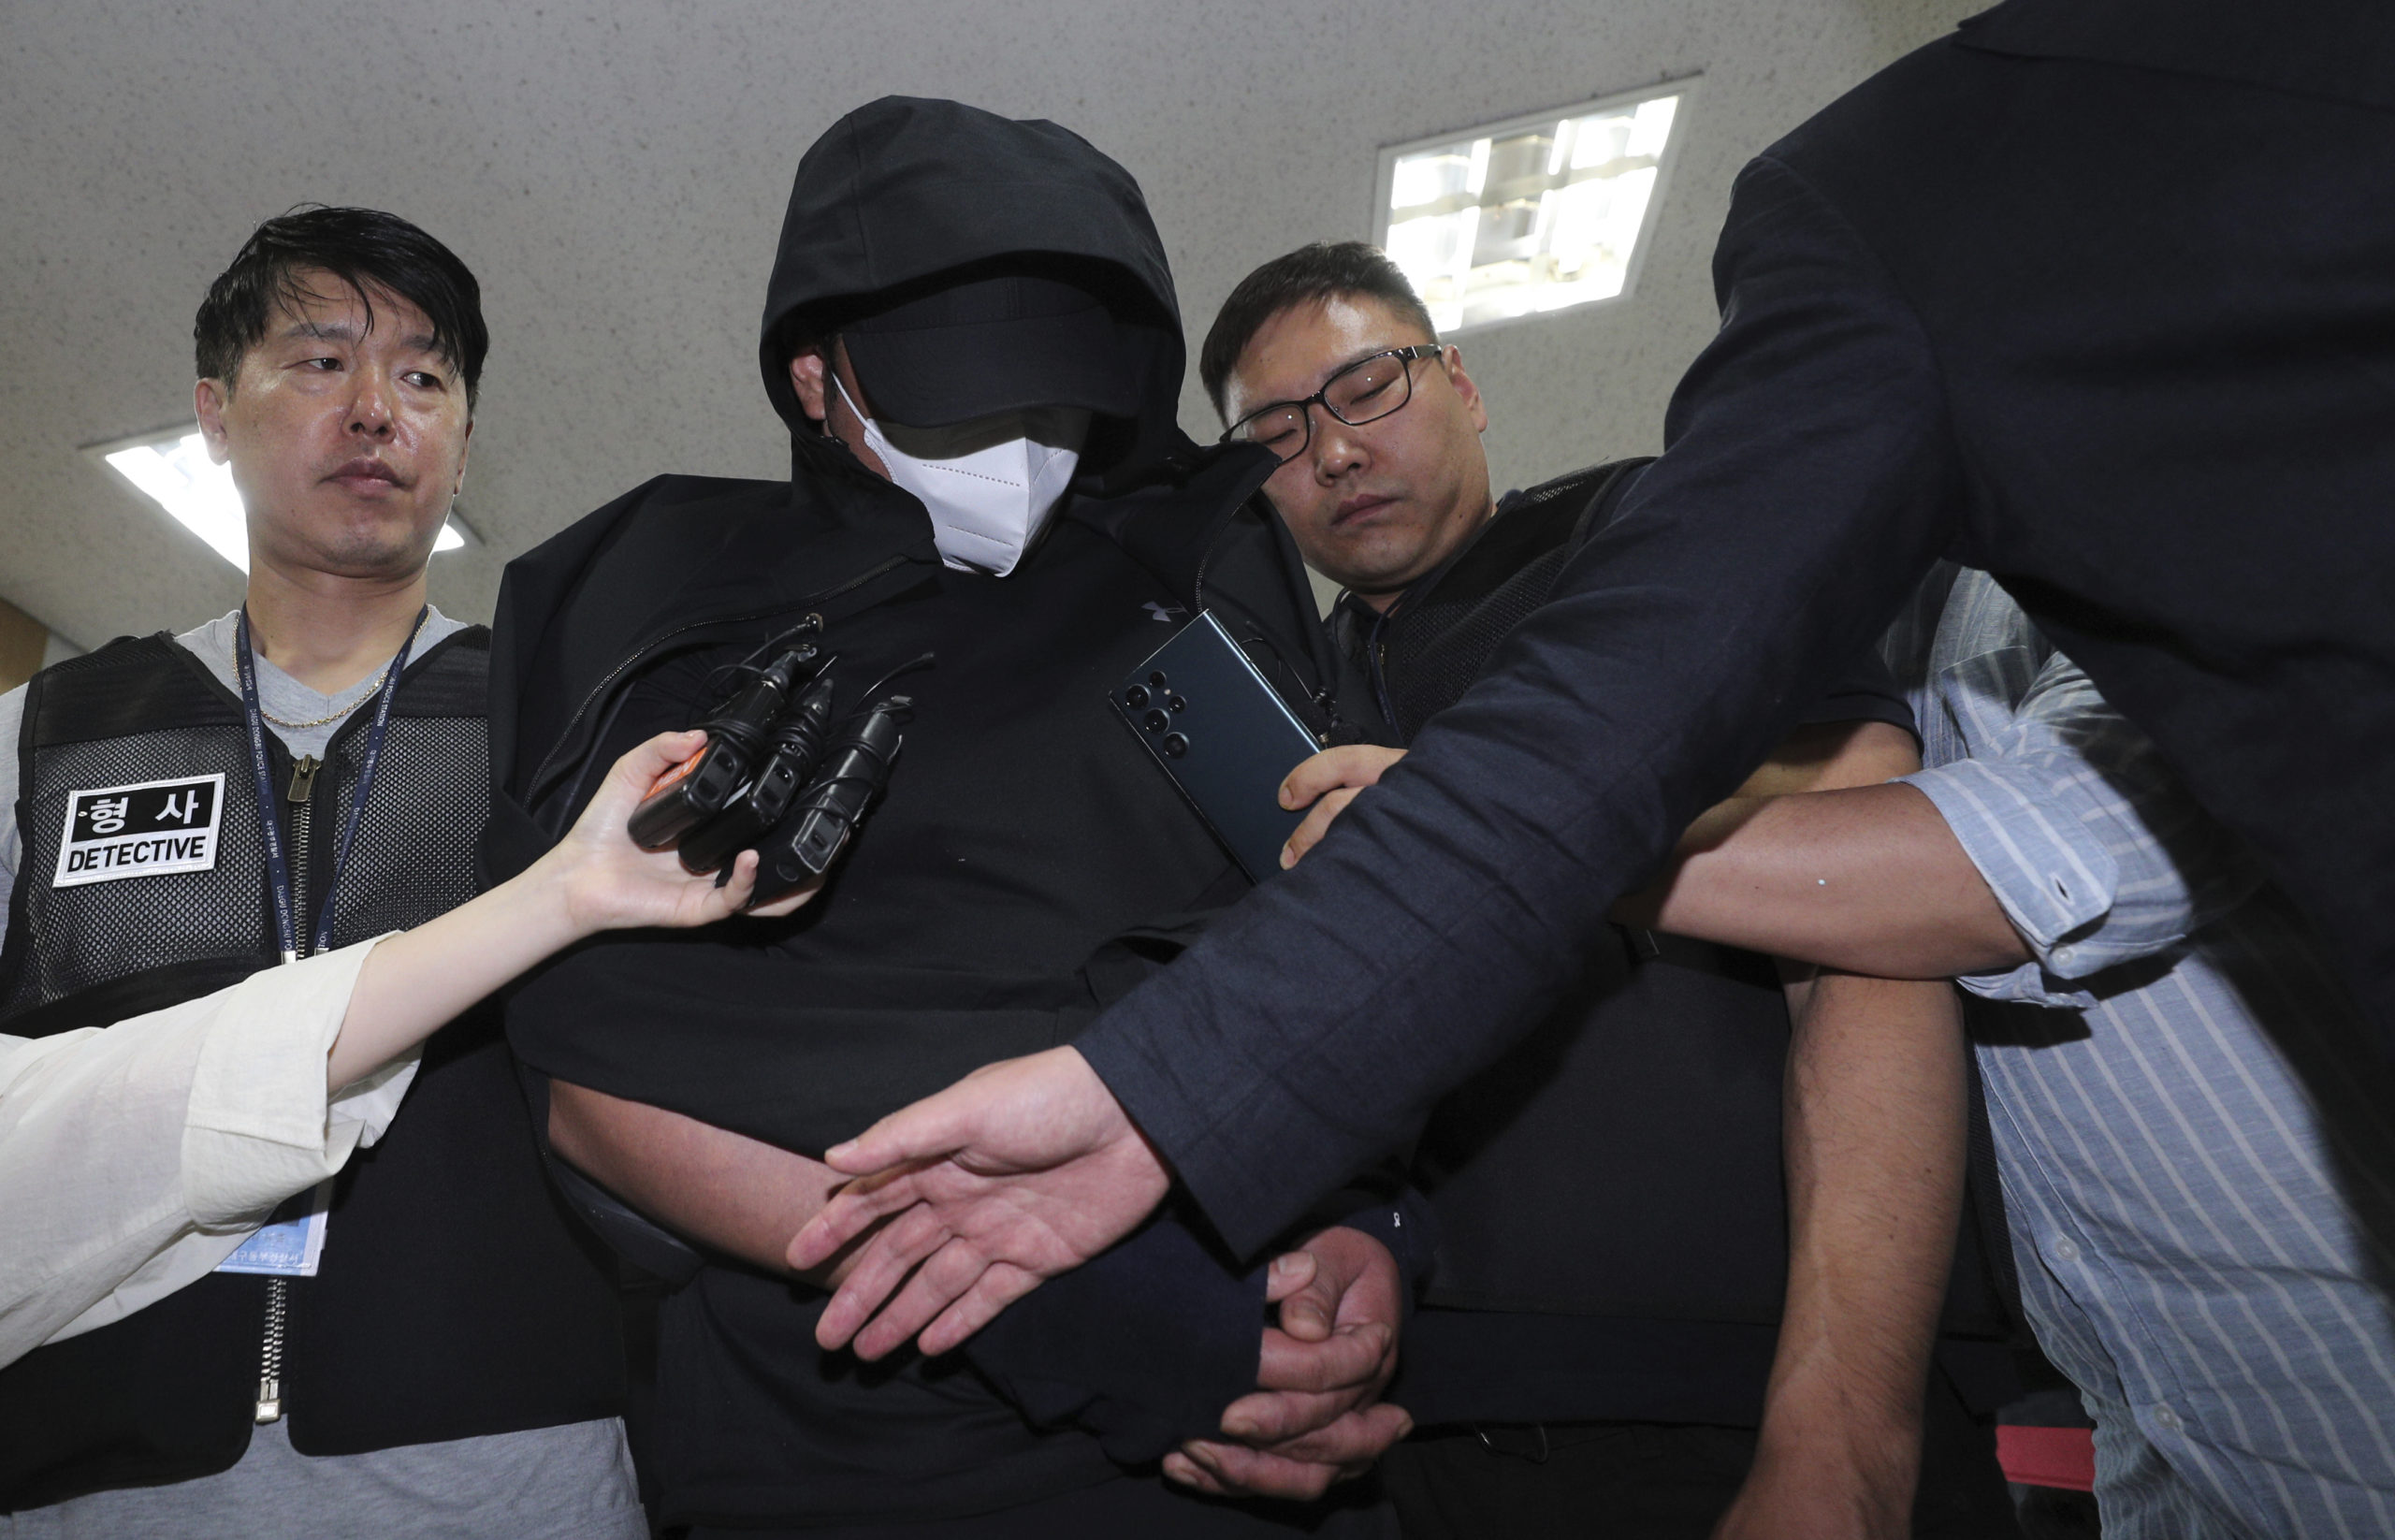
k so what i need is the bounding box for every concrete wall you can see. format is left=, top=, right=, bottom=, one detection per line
left=0, top=596, right=79, bottom=695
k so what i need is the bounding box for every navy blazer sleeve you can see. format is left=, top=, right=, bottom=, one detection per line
left=1078, top=154, right=1963, bottom=1257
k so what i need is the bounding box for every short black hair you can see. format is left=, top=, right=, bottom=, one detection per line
left=194, top=206, right=488, bottom=410
left=1198, top=241, right=1439, bottom=420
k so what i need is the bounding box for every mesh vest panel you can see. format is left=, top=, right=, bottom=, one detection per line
left=322, top=717, right=487, bottom=948
left=2, top=721, right=271, bottom=1023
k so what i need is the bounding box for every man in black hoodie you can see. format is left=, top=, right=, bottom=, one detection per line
left=486, top=99, right=1410, bottom=1537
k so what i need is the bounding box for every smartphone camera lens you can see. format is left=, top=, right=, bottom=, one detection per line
left=1124, top=685, right=1150, bottom=708
left=1167, top=693, right=1187, bottom=712
left=1148, top=671, right=1168, bottom=688
left=1143, top=709, right=1169, bottom=733
left=1161, top=733, right=1189, bottom=758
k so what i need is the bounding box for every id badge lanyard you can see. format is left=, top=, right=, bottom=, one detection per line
left=222, top=606, right=425, bottom=1313
left=234, top=605, right=425, bottom=963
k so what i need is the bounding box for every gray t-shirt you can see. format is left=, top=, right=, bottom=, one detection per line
left=0, top=610, right=644, bottom=1539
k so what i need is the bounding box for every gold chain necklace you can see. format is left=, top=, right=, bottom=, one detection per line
left=256, top=614, right=428, bottom=731
left=259, top=672, right=388, bottom=730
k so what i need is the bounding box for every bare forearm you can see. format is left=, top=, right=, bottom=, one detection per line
left=1615, top=783, right=2028, bottom=978
left=325, top=730, right=787, bottom=1092
left=548, top=1081, right=849, bottom=1282
left=327, top=864, right=583, bottom=1089
left=1728, top=971, right=1967, bottom=1537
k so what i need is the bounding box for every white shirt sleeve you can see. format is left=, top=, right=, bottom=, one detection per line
left=0, top=937, right=418, bottom=1368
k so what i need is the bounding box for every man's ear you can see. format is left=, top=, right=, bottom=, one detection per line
left=1442, top=344, right=1489, bottom=436
left=797, top=339, right=891, bottom=482
left=453, top=416, right=473, bottom=496
left=194, top=377, right=234, bottom=465
left=789, top=346, right=831, bottom=425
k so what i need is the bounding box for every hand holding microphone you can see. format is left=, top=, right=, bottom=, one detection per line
left=628, top=647, right=930, bottom=905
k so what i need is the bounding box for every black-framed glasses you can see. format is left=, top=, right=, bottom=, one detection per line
left=1220, top=344, right=1447, bottom=464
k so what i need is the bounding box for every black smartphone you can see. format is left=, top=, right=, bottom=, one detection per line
left=1112, top=610, right=1324, bottom=882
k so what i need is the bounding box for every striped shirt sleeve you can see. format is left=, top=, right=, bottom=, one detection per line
left=1901, top=645, right=2267, bottom=1005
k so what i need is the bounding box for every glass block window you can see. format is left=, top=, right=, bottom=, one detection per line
left=1375, top=83, right=1690, bottom=333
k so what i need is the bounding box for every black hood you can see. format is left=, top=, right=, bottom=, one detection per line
left=760, top=96, right=1192, bottom=480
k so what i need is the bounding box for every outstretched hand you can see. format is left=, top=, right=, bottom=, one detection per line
left=786, top=1045, right=1171, bottom=1358
left=1278, top=745, right=1406, bottom=868
left=539, top=730, right=820, bottom=932
left=1165, top=1227, right=1412, bottom=1501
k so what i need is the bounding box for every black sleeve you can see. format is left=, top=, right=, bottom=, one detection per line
left=962, top=1210, right=1265, bottom=1465
left=1076, top=152, right=1965, bottom=1259
left=964, top=1183, right=1438, bottom=1463
left=1795, top=642, right=1917, bottom=743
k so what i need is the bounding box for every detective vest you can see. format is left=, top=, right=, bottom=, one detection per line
left=0, top=630, right=620, bottom=1512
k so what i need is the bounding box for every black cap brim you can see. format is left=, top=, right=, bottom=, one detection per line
left=841, top=275, right=1145, bottom=427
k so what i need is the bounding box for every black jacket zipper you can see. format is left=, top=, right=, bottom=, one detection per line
left=255, top=751, right=320, bottom=1425
left=523, top=555, right=913, bottom=811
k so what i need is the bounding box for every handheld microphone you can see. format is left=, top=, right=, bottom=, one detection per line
left=674, top=669, right=841, bottom=876
left=749, top=694, right=910, bottom=905
left=626, top=646, right=818, bottom=850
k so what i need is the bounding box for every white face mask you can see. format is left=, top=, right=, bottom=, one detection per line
left=832, top=372, right=1088, bottom=575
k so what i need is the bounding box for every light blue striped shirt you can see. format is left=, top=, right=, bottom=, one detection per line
left=1887, top=564, right=2395, bottom=1540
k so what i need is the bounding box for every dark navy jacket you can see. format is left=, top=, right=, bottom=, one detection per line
left=1078, top=0, right=2395, bottom=1256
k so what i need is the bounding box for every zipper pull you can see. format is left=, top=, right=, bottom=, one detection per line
left=256, top=1274, right=290, bottom=1421
left=287, top=755, right=321, bottom=804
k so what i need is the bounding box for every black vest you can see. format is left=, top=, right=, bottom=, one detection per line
left=1351, top=463, right=2000, bottom=1339
left=0, top=630, right=622, bottom=1511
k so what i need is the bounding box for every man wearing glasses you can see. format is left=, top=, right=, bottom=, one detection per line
left=797, top=4, right=2395, bottom=1528
left=1191, top=242, right=2017, bottom=1538
left=1213, top=331, right=1480, bottom=621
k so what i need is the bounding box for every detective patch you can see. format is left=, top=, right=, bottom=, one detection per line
left=52, top=773, right=226, bottom=887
